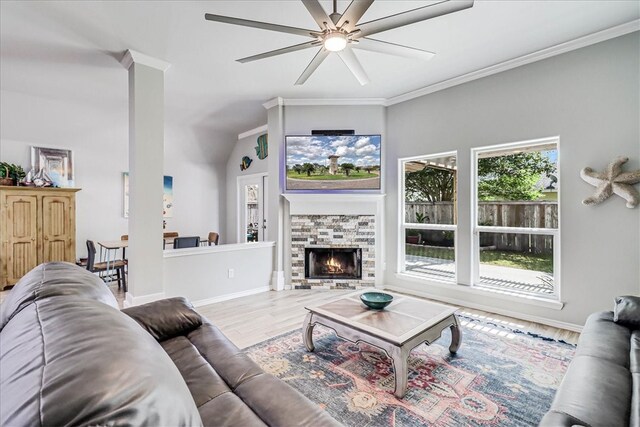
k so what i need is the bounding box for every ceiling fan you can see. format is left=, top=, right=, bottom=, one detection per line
left=204, top=0, right=474, bottom=86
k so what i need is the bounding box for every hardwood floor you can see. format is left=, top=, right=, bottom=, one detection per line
left=194, top=289, right=580, bottom=349
left=1, top=284, right=580, bottom=348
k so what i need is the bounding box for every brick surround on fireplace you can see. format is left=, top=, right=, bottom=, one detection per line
left=290, top=215, right=375, bottom=289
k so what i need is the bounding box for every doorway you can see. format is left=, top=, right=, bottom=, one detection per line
left=238, top=173, right=268, bottom=243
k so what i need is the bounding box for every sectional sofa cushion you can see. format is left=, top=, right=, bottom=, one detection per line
left=614, top=295, right=640, bottom=328
left=0, top=263, right=202, bottom=427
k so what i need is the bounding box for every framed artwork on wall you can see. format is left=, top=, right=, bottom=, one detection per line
left=31, top=146, right=74, bottom=187
left=123, top=172, right=173, bottom=218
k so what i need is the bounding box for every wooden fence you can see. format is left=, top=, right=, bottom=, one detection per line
left=406, top=201, right=557, bottom=254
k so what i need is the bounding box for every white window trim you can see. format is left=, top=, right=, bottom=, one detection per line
left=470, top=136, right=561, bottom=301
left=398, top=151, right=458, bottom=284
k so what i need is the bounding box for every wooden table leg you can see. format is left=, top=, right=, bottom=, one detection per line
left=389, top=345, right=409, bottom=398
left=302, top=313, right=315, bottom=352
left=449, top=314, right=462, bottom=353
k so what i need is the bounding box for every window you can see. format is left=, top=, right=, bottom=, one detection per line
left=472, top=138, right=559, bottom=298
left=397, top=138, right=560, bottom=303
left=399, top=152, right=457, bottom=283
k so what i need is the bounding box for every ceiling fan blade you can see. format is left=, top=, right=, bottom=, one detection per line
left=237, top=41, right=320, bottom=63
left=352, top=38, right=434, bottom=59
left=355, top=0, right=474, bottom=38
left=295, top=48, right=330, bottom=85
left=337, top=48, right=369, bottom=85
left=204, top=13, right=318, bottom=38
left=336, top=0, right=374, bottom=31
left=301, top=0, right=335, bottom=30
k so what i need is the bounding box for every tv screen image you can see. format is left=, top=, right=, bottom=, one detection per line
left=285, top=135, right=381, bottom=191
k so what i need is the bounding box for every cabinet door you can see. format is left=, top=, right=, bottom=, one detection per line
left=42, top=195, right=73, bottom=263
left=3, top=194, right=39, bottom=284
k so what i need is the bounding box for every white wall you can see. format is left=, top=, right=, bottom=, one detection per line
left=0, top=89, right=227, bottom=259
left=163, top=242, right=274, bottom=304
left=385, top=32, right=640, bottom=327
left=225, top=128, right=268, bottom=244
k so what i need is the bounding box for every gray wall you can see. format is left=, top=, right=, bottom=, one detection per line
left=0, top=89, right=227, bottom=258
left=385, top=32, right=640, bottom=326
left=283, top=105, right=386, bottom=144
left=225, top=130, right=269, bottom=244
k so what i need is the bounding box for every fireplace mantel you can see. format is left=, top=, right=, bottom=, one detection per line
left=283, top=193, right=385, bottom=216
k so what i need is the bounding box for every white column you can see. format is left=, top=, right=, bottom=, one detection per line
left=264, top=97, right=286, bottom=290
left=120, top=50, right=170, bottom=305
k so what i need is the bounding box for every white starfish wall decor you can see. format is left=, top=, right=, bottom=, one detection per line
left=580, top=156, right=640, bottom=208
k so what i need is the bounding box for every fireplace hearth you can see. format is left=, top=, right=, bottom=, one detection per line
left=305, top=248, right=362, bottom=280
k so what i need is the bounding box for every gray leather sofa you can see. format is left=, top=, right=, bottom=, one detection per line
left=539, top=310, right=639, bottom=426
left=0, top=262, right=340, bottom=426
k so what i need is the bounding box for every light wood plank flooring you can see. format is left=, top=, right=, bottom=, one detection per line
left=194, top=289, right=580, bottom=349
left=1, top=285, right=580, bottom=348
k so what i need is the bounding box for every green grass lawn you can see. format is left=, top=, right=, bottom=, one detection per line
left=405, top=244, right=553, bottom=273
left=287, top=171, right=379, bottom=181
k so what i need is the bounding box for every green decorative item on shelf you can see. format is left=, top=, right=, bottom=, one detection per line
left=255, top=134, right=268, bottom=160
left=0, top=162, right=26, bottom=186
left=240, top=156, right=253, bottom=171
left=360, top=292, right=394, bottom=310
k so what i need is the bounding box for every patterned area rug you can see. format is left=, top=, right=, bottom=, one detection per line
left=245, top=314, right=575, bottom=427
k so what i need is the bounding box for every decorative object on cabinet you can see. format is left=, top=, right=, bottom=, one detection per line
left=580, top=156, right=640, bottom=208
left=31, top=146, right=74, bottom=188
left=32, top=168, right=54, bottom=187
left=240, top=156, right=253, bottom=171
left=255, top=134, right=268, bottom=160
left=0, top=162, right=26, bottom=186
left=122, top=172, right=174, bottom=218
left=0, top=186, right=81, bottom=289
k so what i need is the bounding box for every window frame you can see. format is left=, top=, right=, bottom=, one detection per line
left=470, top=137, right=560, bottom=300
left=398, top=151, right=458, bottom=284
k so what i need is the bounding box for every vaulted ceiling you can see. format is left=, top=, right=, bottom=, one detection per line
left=1, top=1, right=638, bottom=139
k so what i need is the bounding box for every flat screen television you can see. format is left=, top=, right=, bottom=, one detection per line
left=285, top=134, right=381, bottom=191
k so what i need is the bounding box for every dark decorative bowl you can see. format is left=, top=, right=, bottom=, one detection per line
left=360, top=292, right=394, bottom=310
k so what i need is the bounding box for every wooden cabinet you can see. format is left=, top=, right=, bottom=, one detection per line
left=1, top=187, right=80, bottom=288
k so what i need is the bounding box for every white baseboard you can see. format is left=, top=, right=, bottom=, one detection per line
left=384, top=285, right=583, bottom=333
left=191, top=286, right=271, bottom=307
left=123, top=291, right=166, bottom=308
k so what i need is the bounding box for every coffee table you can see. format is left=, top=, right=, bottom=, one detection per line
left=302, top=291, right=462, bottom=398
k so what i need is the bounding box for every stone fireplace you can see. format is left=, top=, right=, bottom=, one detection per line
left=290, top=214, right=375, bottom=289
left=284, top=194, right=384, bottom=290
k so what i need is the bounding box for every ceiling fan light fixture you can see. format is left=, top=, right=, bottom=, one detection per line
left=323, top=32, right=348, bottom=52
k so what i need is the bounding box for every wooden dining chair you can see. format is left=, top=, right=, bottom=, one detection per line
left=120, top=235, right=129, bottom=269
left=163, top=232, right=179, bottom=250
left=208, top=232, right=220, bottom=246
left=86, top=240, right=127, bottom=291
left=173, top=236, right=200, bottom=249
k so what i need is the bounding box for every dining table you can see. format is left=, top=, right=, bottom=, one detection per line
left=97, top=236, right=211, bottom=278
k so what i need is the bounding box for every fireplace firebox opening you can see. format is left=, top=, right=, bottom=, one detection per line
left=305, top=247, right=362, bottom=280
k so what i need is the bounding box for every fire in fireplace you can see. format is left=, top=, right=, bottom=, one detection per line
left=305, top=247, right=362, bottom=280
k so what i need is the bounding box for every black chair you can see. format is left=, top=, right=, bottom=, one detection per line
left=86, top=240, right=127, bottom=291
left=173, top=236, right=200, bottom=249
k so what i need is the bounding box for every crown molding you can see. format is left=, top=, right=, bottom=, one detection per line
left=120, top=49, right=171, bottom=72
left=282, top=98, right=387, bottom=106
left=262, top=97, right=284, bottom=109
left=238, top=124, right=268, bottom=140
left=263, top=21, right=638, bottom=109
left=386, top=20, right=639, bottom=106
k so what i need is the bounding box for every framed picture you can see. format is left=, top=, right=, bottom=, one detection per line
left=123, top=172, right=173, bottom=218
left=31, top=146, right=74, bottom=187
